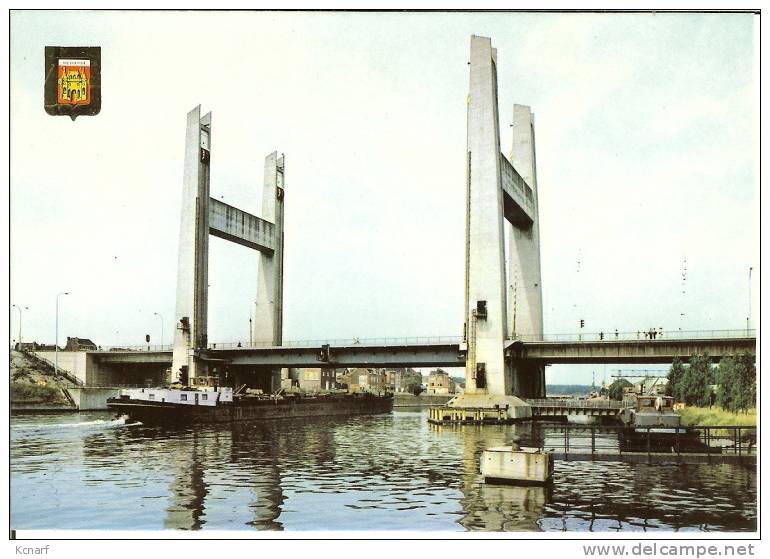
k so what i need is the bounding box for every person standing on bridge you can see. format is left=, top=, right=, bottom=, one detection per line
left=599, top=331, right=604, bottom=340
left=614, top=329, right=619, bottom=339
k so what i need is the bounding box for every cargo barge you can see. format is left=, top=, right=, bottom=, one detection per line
left=107, top=384, right=393, bottom=425
left=619, top=394, right=714, bottom=453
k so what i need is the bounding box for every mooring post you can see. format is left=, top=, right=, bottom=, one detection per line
left=646, top=427, right=651, bottom=462
left=706, top=428, right=711, bottom=463
left=675, top=427, right=680, bottom=458
left=564, top=426, right=569, bottom=458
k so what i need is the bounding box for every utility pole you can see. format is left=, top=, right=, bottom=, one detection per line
left=55, top=292, right=69, bottom=377
left=12, top=304, right=28, bottom=349
left=153, top=312, right=164, bottom=347
left=747, top=266, right=753, bottom=333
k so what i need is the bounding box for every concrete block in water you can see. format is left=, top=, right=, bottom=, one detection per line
left=481, top=446, right=553, bottom=485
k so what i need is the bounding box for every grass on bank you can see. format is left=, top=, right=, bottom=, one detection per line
left=677, top=406, right=756, bottom=427
left=10, top=382, right=67, bottom=404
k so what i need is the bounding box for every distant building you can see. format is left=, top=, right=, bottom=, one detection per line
left=394, top=369, right=423, bottom=393
left=281, top=368, right=296, bottom=390
left=426, top=369, right=453, bottom=395
left=64, top=337, right=97, bottom=351
left=297, top=367, right=336, bottom=392
left=346, top=368, right=386, bottom=394
left=15, top=341, right=57, bottom=351
left=384, top=369, right=400, bottom=391
left=634, top=377, right=668, bottom=395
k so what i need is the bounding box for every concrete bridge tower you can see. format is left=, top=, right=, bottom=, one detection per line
left=509, top=104, right=545, bottom=397
left=451, top=35, right=543, bottom=416
left=171, top=106, right=285, bottom=385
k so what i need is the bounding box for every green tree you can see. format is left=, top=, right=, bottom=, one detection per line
left=680, top=353, right=713, bottom=407
left=716, top=356, right=736, bottom=412
left=714, top=352, right=756, bottom=414
left=608, top=378, right=632, bottom=401
left=666, top=357, right=685, bottom=403
left=733, top=352, right=756, bottom=413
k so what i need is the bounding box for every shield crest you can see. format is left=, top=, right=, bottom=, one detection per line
left=44, top=46, right=101, bottom=120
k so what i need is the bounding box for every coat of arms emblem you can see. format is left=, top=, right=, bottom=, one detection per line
left=44, top=46, right=101, bottom=120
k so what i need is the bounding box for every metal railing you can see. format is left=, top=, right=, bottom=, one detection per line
left=206, top=336, right=464, bottom=350
left=74, top=383, right=147, bottom=389
left=513, top=329, right=756, bottom=343
left=91, top=329, right=756, bottom=353
left=526, top=398, right=631, bottom=409
left=94, top=345, right=173, bottom=352
left=525, top=424, right=757, bottom=459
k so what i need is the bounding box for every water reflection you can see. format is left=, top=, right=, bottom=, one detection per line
left=9, top=410, right=757, bottom=532
left=163, top=429, right=208, bottom=530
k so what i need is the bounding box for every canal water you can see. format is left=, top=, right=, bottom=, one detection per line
left=10, top=408, right=756, bottom=532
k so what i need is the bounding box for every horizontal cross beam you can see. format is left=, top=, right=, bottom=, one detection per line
left=209, top=198, right=275, bottom=253
left=500, top=153, right=535, bottom=228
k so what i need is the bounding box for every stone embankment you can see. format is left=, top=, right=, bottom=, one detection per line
left=393, top=393, right=453, bottom=407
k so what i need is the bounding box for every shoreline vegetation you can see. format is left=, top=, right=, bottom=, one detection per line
left=10, top=350, right=72, bottom=405
left=10, top=382, right=68, bottom=404
left=677, top=406, right=757, bottom=427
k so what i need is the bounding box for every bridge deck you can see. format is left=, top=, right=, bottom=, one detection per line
left=90, top=331, right=755, bottom=367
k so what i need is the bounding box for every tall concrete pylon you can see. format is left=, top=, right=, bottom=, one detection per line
left=171, top=106, right=284, bottom=385
left=462, top=35, right=509, bottom=397
left=508, top=104, right=545, bottom=397
left=172, top=106, right=211, bottom=383
left=451, top=35, right=543, bottom=416
left=254, top=152, right=285, bottom=346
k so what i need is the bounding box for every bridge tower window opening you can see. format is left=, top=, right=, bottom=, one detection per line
left=476, top=300, right=487, bottom=320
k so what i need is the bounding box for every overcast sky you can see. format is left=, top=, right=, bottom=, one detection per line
left=9, top=11, right=758, bottom=384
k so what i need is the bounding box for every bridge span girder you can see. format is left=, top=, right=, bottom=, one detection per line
left=508, top=338, right=757, bottom=364
left=88, top=336, right=756, bottom=385
left=216, top=344, right=465, bottom=369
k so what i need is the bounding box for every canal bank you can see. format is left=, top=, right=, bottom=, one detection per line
left=394, top=393, right=453, bottom=407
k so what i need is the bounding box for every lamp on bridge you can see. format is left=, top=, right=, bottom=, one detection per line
left=153, top=312, right=164, bottom=348
left=55, top=292, right=70, bottom=378
left=12, top=304, right=28, bottom=349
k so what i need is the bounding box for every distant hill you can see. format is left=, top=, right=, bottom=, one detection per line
left=546, top=384, right=592, bottom=397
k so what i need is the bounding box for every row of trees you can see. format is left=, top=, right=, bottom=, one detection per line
left=666, top=352, right=756, bottom=413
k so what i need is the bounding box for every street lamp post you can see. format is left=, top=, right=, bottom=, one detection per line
left=55, top=292, right=69, bottom=377
left=252, top=300, right=258, bottom=347
left=747, top=266, right=753, bottom=334
left=154, top=312, right=164, bottom=348
left=12, top=304, right=28, bottom=349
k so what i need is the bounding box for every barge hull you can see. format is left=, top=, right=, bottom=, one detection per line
left=107, top=395, right=393, bottom=425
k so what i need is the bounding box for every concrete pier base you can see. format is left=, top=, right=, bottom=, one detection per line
left=481, top=446, right=554, bottom=485
left=428, top=394, right=532, bottom=424
left=448, top=393, right=531, bottom=419
left=66, top=387, right=123, bottom=411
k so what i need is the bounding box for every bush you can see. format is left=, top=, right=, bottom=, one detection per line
left=10, top=382, right=63, bottom=403
left=608, top=378, right=632, bottom=401
left=677, top=405, right=756, bottom=427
